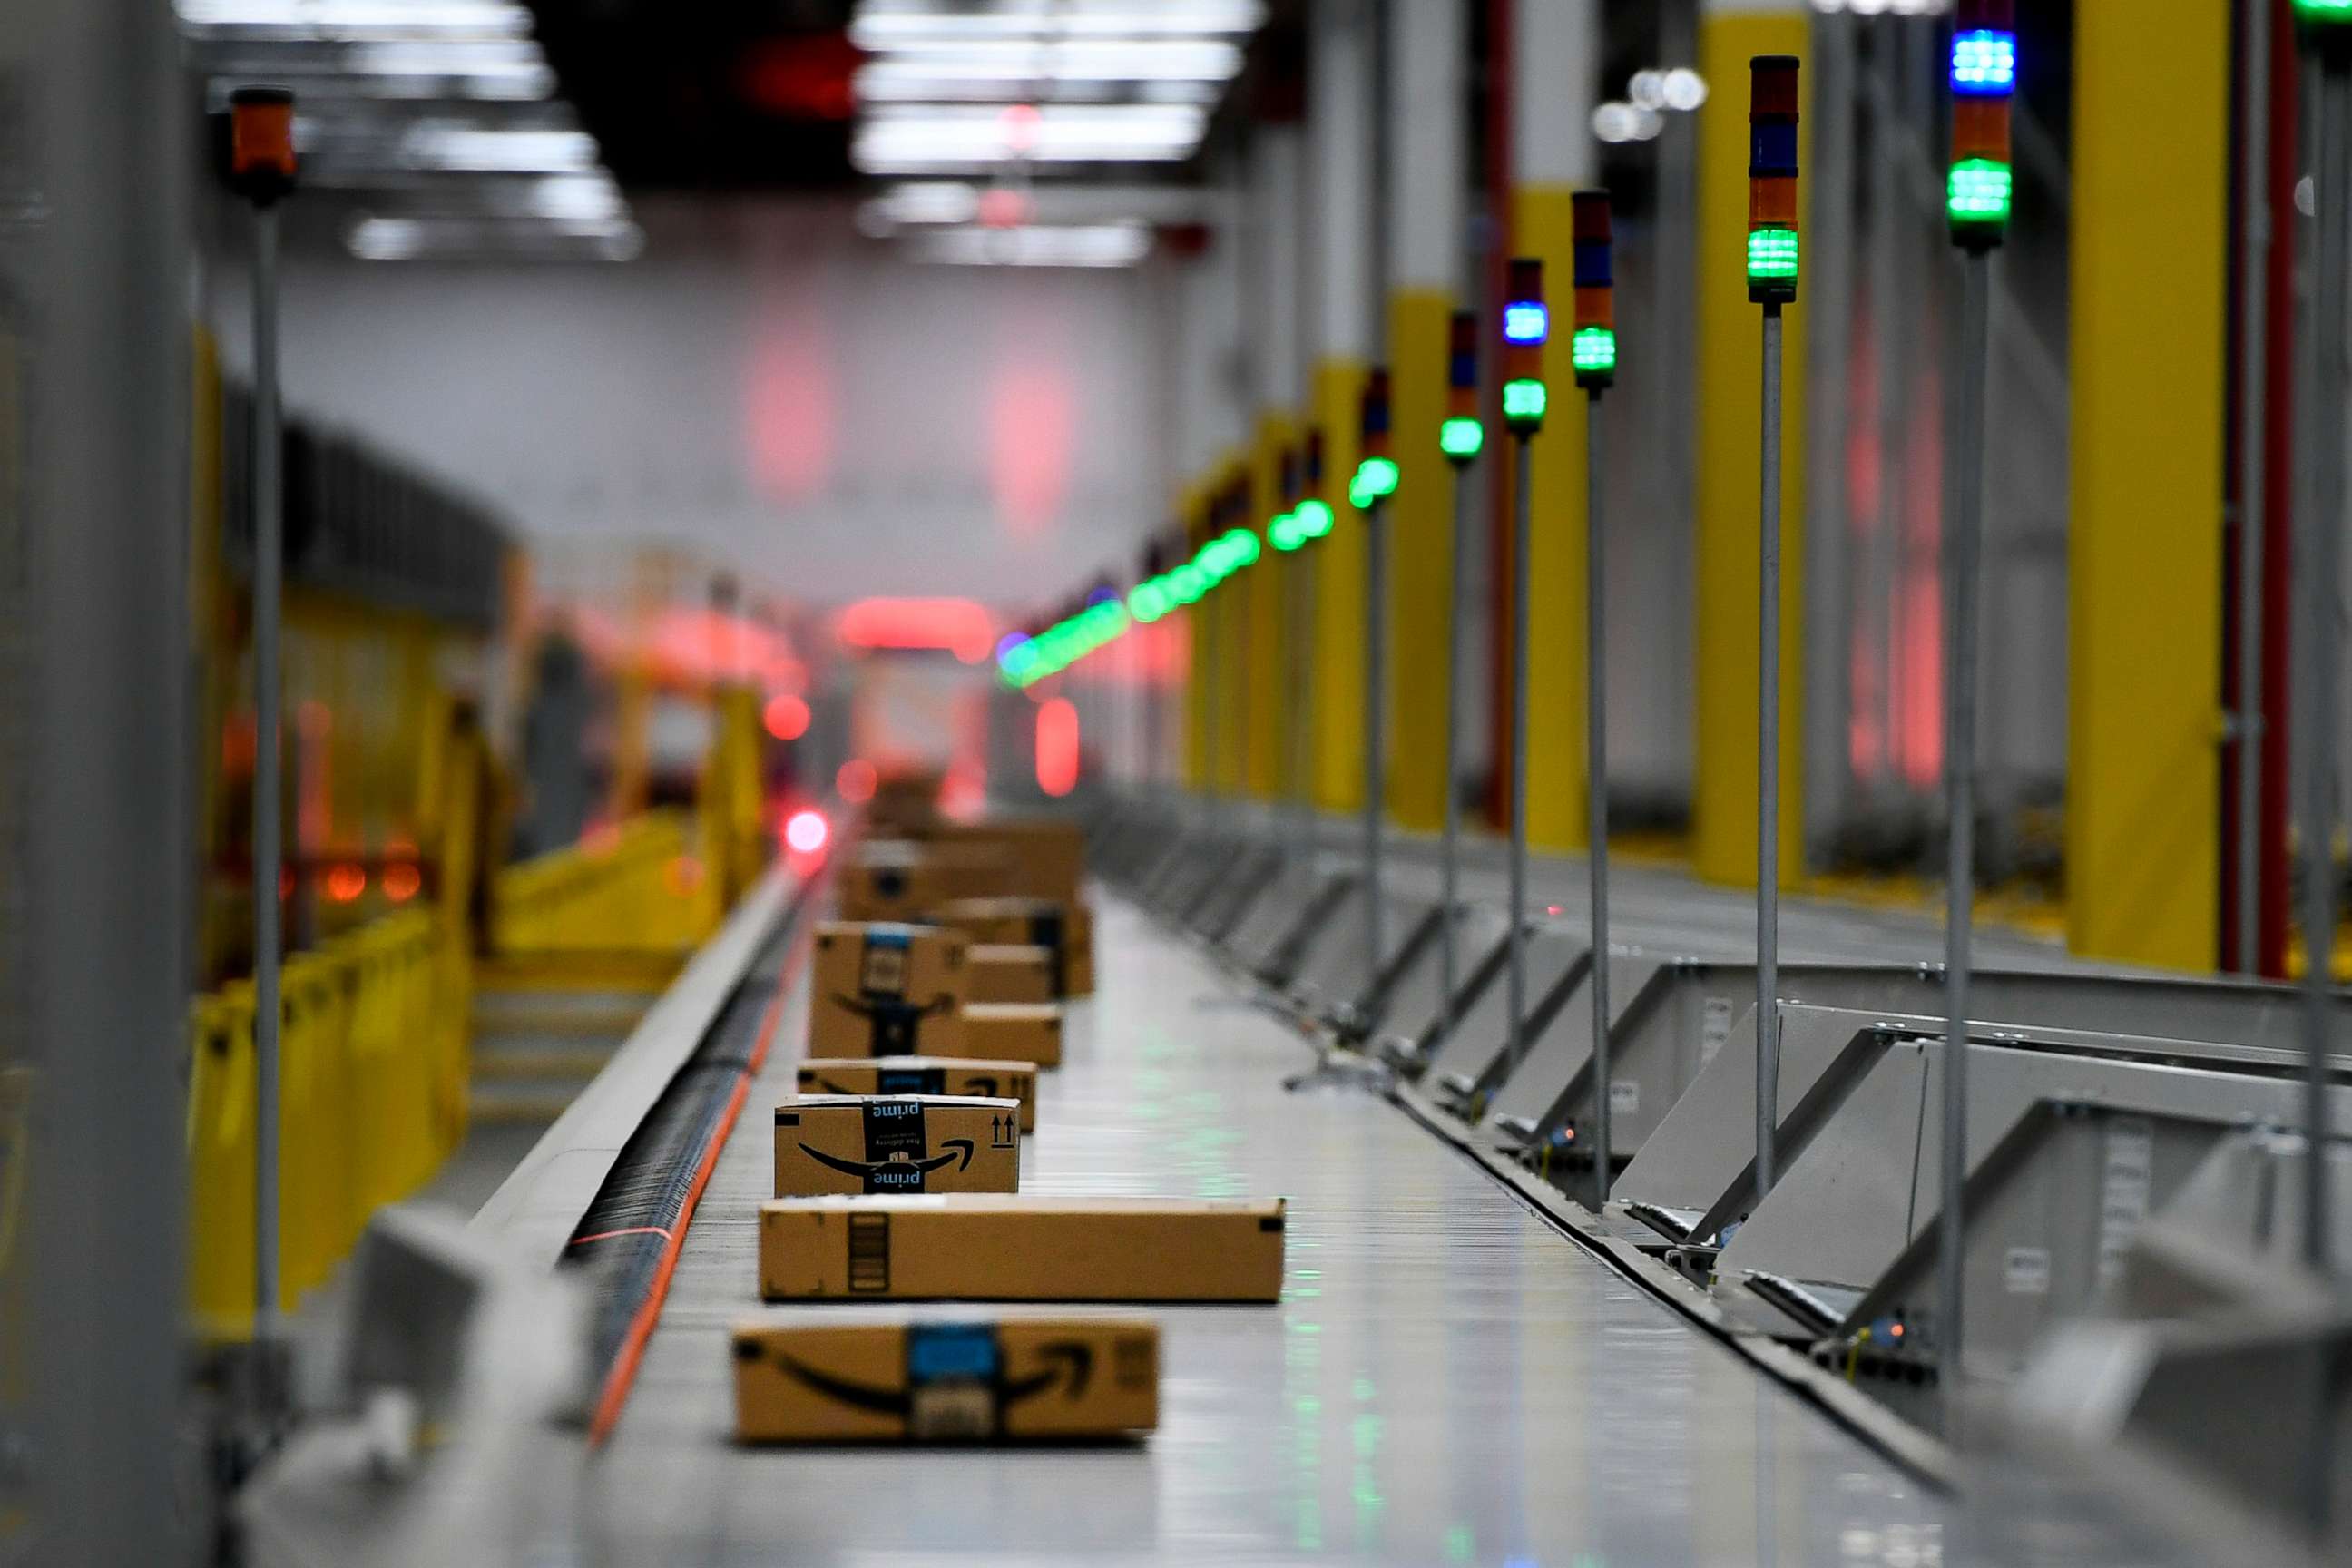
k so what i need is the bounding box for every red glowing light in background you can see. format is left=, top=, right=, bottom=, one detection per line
left=988, top=363, right=1073, bottom=541
left=747, top=287, right=837, bottom=504
left=1034, top=697, right=1079, bottom=798
left=764, top=692, right=812, bottom=740
left=785, top=808, right=830, bottom=855
left=324, top=864, right=367, bottom=903
left=836, top=598, right=996, bottom=663
left=381, top=863, right=423, bottom=903
left=977, top=187, right=1031, bottom=228
left=1000, top=102, right=1042, bottom=153
left=838, top=759, right=878, bottom=802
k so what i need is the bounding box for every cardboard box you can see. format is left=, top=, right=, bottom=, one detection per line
left=866, top=768, right=946, bottom=835
left=968, top=944, right=1057, bottom=1004
left=774, top=1095, right=1020, bottom=1198
left=799, top=1056, right=1038, bottom=1132
left=837, top=840, right=1010, bottom=923
left=732, top=1314, right=1159, bottom=1443
left=759, top=1196, right=1287, bottom=1302
left=933, top=897, right=1094, bottom=997
left=962, top=1003, right=1063, bottom=1068
left=913, top=819, right=1086, bottom=906
left=808, top=922, right=968, bottom=1057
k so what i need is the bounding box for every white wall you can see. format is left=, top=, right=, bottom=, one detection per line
left=210, top=196, right=1166, bottom=607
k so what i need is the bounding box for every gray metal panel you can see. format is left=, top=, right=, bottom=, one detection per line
left=1482, top=951, right=1668, bottom=1143
left=1366, top=904, right=1512, bottom=1054
left=1290, top=892, right=1433, bottom=1019
left=1716, top=1036, right=2352, bottom=1300
left=1838, top=1104, right=2242, bottom=1382
left=1419, top=924, right=1586, bottom=1101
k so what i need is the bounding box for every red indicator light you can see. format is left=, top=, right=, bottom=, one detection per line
left=763, top=692, right=811, bottom=741
left=1035, top=697, right=1080, bottom=797
left=838, top=759, right=878, bottom=802
left=784, top=808, right=830, bottom=855
left=837, top=597, right=996, bottom=663
left=381, top=863, right=422, bottom=903
left=324, top=864, right=366, bottom=903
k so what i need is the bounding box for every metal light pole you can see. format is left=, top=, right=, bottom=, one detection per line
left=2294, top=0, right=2349, bottom=1279
left=1936, top=0, right=2020, bottom=1403
left=1438, top=312, right=1485, bottom=1038
left=228, top=85, right=298, bottom=1381
left=1296, top=433, right=1336, bottom=877
left=1571, top=191, right=1620, bottom=1208
left=1745, top=57, right=1802, bottom=1200
left=1499, top=260, right=1550, bottom=1077
left=1356, top=371, right=1399, bottom=978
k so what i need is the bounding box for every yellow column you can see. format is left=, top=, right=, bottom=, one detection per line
left=2066, top=0, right=2227, bottom=969
left=1516, top=184, right=1592, bottom=850
left=1311, top=359, right=1367, bottom=811
left=1246, top=415, right=1296, bottom=798
left=1692, top=1, right=1808, bottom=887
left=1386, top=292, right=1455, bottom=831
left=1182, top=485, right=1213, bottom=789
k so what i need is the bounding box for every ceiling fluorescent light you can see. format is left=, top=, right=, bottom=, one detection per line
left=908, top=223, right=1152, bottom=268
left=397, top=123, right=597, bottom=172
left=854, top=103, right=1206, bottom=171
left=176, top=0, right=534, bottom=40
left=850, top=1, right=1266, bottom=45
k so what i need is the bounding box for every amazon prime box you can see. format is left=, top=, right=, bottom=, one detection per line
left=772, top=1095, right=1020, bottom=1198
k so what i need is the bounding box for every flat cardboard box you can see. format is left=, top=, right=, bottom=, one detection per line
left=865, top=769, right=946, bottom=835
left=837, top=840, right=1010, bottom=923
left=774, top=1095, right=1020, bottom=1198
left=932, top=897, right=1094, bottom=997
left=967, top=944, right=1057, bottom=1004
left=961, top=1003, right=1063, bottom=1068
left=913, top=819, right=1085, bottom=906
left=759, top=1195, right=1287, bottom=1302
left=799, top=1055, right=1038, bottom=1132
left=808, top=922, right=968, bottom=1057
left=732, top=1314, right=1158, bottom=1443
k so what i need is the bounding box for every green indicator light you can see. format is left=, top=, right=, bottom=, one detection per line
left=1746, top=227, right=1799, bottom=284
left=1171, top=564, right=1208, bottom=603
left=1570, top=328, right=1617, bottom=377
left=1945, top=158, right=2013, bottom=226
left=1439, top=416, right=1485, bottom=460
left=1225, top=526, right=1262, bottom=567
left=1501, top=378, right=1547, bottom=425
left=1350, top=456, right=1399, bottom=507
left=1294, top=497, right=1334, bottom=539
left=1269, top=513, right=1304, bottom=552
left=1128, top=582, right=1167, bottom=622
left=2295, top=0, right=2352, bottom=19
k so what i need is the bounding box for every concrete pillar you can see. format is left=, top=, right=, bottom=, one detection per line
left=1692, top=0, right=1808, bottom=887
left=1308, top=0, right=1376, bottom=812
left=2067, top=0, right=2227, bottom=968
left=1384, top=0, right=1465, bottom=832
left=1512, top=0, right=1602, bottom=849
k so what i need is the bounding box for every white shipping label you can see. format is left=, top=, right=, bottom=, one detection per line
left=2095, top=1118, right=2156, bottom=1290
left=1700, top=997, right=1735, bottom=1062
left=1609, top=1079, right=1640, bottom=1115
left=2003, top=1246, right=2052, bottom=1296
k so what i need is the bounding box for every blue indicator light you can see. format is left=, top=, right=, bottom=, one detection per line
left=1951, top=29, right=2015, bottom=94
left=1502, top=302, right=1549, bottom=346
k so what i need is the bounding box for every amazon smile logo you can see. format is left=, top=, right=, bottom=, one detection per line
left=797, top=1140, right=975, bottom=1192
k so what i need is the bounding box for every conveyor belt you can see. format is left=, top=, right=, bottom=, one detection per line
left=586, top=893, right=2200, bottom=1565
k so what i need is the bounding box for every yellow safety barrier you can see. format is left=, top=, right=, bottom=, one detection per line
left=489, top=808, right=721, bottom=958
left=187, top=910, right=465, bottom=1338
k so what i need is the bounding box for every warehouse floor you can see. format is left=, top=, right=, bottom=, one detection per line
left=585, top=888, right=2213, bottom=1566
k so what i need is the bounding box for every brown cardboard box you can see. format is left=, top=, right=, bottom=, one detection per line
left=866, top=769, right=946, bottom=835
left=837, top=840, right=1010, bottom=923
left=774, top=1095, right=1020, bottom=1197
left=732, top=1314, right=1159, bottom=1443
left=932, top=897, right=1094, bottom=997
left=798, top=1056, right=1038, bottom=1132
left=913, top=819, right=1085, bottom=906
left=962, top=1003, right=1063, bottom=1068
left=759, top=1195, right=1287, bottom=1302
left=808, top=922, right=968, bottom=1057
left=968, top=944, right=1056, bottom=1004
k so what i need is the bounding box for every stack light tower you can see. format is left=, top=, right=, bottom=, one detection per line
left=1436, top=312, right=1483, bottom=1038
left=1932, top=0, right=2015, bottom=1405
left=1500, top=260, right=1546, bottom=1074
left=1573, top=191, right=1617, bottom=1209
left=1746, top=54, right=1798, bottom=1210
